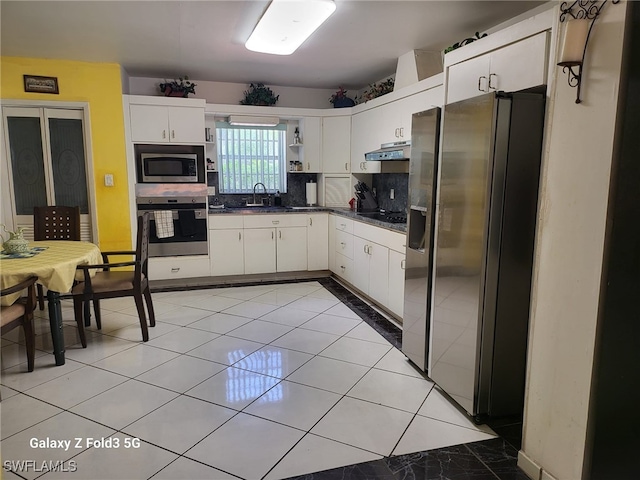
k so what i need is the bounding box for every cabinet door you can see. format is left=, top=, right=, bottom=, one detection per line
left=350, top=109, right=381, bottom=174
left=328, top=214, right=336, bottom=274
left=387, top=250, right=406, bottom=318
left=353, top=236, right=370, bottom=294
left=168, top=106, right=205, bottom=144
left=299, top=117, right=322, bottom=172
left=368, top=242, right=389, bottom=306
left=307, top=214, right=329, bottom=270
left=277, top=226, right=308, bottom=272
left=210, top=229, right=244, bottom=276
left=446, top=53, right=491, bottom=104
left=488, top=32, right=548, bottom=94
left=322, top=116, right=351, bottom=173
left=244, top=228, right=276, bottom=274
left=130, top=105, right=169, bottom=143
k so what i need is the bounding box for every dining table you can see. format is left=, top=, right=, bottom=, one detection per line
left=0, top=240, right=102, bottom=366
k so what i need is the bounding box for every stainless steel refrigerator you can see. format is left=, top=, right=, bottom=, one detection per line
left=401, top=107, right=441, bottom=371
left=431, top=91, right=545, bottom=420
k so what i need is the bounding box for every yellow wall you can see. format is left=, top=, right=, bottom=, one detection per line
left=1, top=56, right=132, bottom=250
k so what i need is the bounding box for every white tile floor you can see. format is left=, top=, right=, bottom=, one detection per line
left=1, top=281, right=496, bottom=480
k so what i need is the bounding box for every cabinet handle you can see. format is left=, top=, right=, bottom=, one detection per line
left=478, top=76, right=487, bottom=92
left=488, top=73, right=497, bottom=90
left=401, top=259, right=406, bottom=270
left=272, top=231, right=274, bottom=240
left=272, top=220, right=280, bottom=225
left=309, top=218, right=313, bottom=226
left=399, top=127, right=404, bottom=138
left=239, top=232, right=241, bottom=241
left=307, top=162, right=310, bottom=171
left=340, top=265, right=346, bottom=271
left=279, top=230, right=282, bottom=239
left=340, top=241, right=346, bottom=248
left=345, top=162, right=348, bottom=171
left=171, top=129, right=175, bottom=139
left=162, top=130, right=166, bottom=139
left=363, top=244, right=368, bottom=254
left=340, top=223, right=346, bottom=229
left=171, top=267, right=180, bottom=273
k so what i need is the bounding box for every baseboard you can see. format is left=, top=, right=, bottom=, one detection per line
left=541, top=470, right=558, bottom=480
left=517, top=450, right=542, bottom=480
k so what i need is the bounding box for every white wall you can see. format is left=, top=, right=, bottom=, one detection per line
left=128, top=77, right=335, bottom=109
left=521, top=3, right=628, bottom=480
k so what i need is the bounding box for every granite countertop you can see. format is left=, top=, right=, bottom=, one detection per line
left=208, top=205, right=407, bottom=233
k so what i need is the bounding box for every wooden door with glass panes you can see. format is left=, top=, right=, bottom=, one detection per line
left=2, top=106, right=94, bottom=241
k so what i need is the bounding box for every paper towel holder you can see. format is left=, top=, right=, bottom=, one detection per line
left=306, top=180, right=317, bottom=206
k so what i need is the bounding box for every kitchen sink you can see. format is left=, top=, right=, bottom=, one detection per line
left=286, top=206, right=320, bottom=210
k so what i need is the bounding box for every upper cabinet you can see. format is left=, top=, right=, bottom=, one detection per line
left=446, top=31, right=549, bottom=105
left=129, top=98, right=205, bottom=144
left=351, top=85, right=444, bottom=174
left=322, top=116, right=351, bottom=174
left=297, top=117, right=322, bottom=173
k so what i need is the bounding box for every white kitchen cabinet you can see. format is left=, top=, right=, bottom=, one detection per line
left=388, top=249, right=406, bottom=317
left=307, top=214, right=329, bottom=270
left=277, top=226, right=308, bottom=272
left=446, top=32, right=548, bottom=104
left=328, top=214, right=336, bottom=274
left=334, top=252, right=354, bottom=284
left=148, top=256, right=211, bottom=280
left=130, top=104, right=205, bottom=144
left=244, top=228, right=276, bottom=274
left=351, top=87, right=443, bottom=173
left=353, top=236, right=389, bottom=305
left=210, top=229, right=244, bottom=275
left=298, top=117, right=322, bottom=172
left=322, top=116, right=351, bottom=173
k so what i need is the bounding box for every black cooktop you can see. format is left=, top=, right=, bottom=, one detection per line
left=358, top=211, right=407, bottom=224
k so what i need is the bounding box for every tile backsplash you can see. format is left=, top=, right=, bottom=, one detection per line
left=371, top=173, right=409, bottom=212
left=207, top=172, right=317, bottom=207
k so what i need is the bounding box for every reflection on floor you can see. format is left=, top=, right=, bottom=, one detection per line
left=2, top=279, right=522, bottom=480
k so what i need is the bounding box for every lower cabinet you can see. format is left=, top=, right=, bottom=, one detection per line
left=308, top=214, right=329, bottom=270
left=331, top=214, right=406, bottom=320
left=148, top=256, right=212, bottom=280
left=209, top=213, right=327, bottom=276
left=387, top=249, right=406, bottom=318
left=244, top=228, right=277, bottom=274
left=276, top=226, right=308, bottom=272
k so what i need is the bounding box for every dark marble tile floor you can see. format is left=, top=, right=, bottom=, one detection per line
left=285, top=438, right=528, bottom=480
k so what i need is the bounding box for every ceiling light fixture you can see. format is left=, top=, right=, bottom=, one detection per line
left=245, top=0, right=337, bottom=55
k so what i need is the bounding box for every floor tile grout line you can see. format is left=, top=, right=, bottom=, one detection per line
left=463, top=442, right=505, bottom=480
left=387, top=383, right=436, bottom=457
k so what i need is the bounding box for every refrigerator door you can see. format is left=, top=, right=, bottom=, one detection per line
left=401, top=107, right=441, bottom=371
left=431, top=94, right=496, bottom=415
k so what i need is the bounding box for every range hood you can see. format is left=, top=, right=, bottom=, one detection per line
left=365, top=141, right=411, bottom=161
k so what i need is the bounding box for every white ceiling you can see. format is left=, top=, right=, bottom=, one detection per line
left=1, top=1, right=545, bottom=90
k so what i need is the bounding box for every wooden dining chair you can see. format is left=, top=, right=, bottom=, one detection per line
left=1, top=276, right=38, bottom=372
left=33, top=205, right=81, bottom=310
left=72, top=213, right=155, bottom=347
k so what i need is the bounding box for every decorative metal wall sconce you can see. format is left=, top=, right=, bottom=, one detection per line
left=558, top=0, right=620, bottom=104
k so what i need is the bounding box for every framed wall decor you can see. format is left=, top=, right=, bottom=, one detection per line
left=23, top=75, right=59, bottom=94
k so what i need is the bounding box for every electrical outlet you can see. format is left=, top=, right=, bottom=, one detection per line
left=390, top=188, right=395, bottom=200
left=207, top=186, right=216, bottom=196
left=104, top=174, right=114, bottom=187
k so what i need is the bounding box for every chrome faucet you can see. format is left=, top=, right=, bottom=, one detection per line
left=252, top=182, right=268, bottom=206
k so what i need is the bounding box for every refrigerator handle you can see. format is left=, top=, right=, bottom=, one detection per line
left=478, top=76, right=487, bottom=92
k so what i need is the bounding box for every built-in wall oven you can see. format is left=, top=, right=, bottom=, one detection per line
left=136, top=196, right=208, bottom=257
left=135, top=144, right=205, bottom=184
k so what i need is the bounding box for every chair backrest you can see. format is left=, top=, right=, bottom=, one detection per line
left=0, top=276, right=37, bottom=318
left=135, top=212, right=151, bottom=286
left=33, top=206, right=81, bottom=241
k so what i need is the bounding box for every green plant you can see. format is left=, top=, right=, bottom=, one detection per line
left=444, top=32, right=488, bottom=54
left=356, top=78, right=395, bottom=104
left=240, top=83, right=279, bottom=106
left=159, top=76, right=197, bottom=97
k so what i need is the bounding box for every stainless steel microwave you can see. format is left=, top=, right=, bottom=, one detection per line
left=135, top=144, right=205, bottom=184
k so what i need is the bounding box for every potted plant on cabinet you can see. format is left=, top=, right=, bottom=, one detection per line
left=240, top=83, right=279, bottom=106
left=159, top=76, right=197, bottom=97
left=329, top=87, right=355, bottom=108
left=356, top=78, right=395, bottom=104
